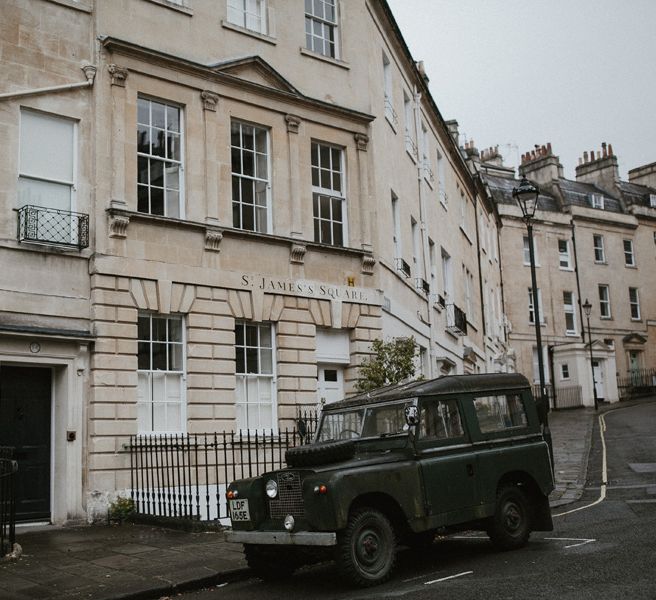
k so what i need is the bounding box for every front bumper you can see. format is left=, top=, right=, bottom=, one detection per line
left=226, top=530, right=337, bottom=546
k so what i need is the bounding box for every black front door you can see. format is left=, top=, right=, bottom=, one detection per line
left=0, top=366, right=52, bottom=521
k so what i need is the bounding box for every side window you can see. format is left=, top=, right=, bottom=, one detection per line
left=473, top=394, right=527, bottom=433
left=419, top=399, right=464, bottom=441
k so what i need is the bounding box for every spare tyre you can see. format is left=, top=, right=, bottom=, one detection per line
left=285, top=440, right=356, bottom=468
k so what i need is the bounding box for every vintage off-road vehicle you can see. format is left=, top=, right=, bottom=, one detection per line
left=225, top=373, right=554, bottom=587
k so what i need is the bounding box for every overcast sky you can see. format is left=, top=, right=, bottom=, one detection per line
left=386, top=0, right=656, bottom=180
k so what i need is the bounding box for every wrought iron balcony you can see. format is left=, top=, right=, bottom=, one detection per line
left=17, top=205, right=89, bottom=249
left=446, top=303, right=467, bottom=336
left=395, top=257, right=411, bottom=278
left=431, top=293, right=446, bottom=308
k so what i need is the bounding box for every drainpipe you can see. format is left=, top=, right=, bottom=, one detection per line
left=570, top=220, right=585, bottom=342
left=0, top=65, right=97, bottom=101
left=412, top=86, right=435, bottom=378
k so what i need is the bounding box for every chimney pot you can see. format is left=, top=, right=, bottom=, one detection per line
left=602, top=142, right=607, bottom=158
left=591, top=150, right=596, bottom=161
left=608, top=143, right=614, bottom=157
left=584, top=151, right=589, bottom=163
left=578, top=157, right=583, bottom=165
left=547, top=142, right=552, bottom=154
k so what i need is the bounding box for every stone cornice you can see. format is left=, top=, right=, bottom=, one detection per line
left=100, top=37, right=375, bottom=126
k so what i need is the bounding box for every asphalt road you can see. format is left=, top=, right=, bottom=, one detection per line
left=179, top=401, right=656, bottom=600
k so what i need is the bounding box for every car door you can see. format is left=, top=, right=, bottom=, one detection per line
left=416, top=396, right=479, bottom=525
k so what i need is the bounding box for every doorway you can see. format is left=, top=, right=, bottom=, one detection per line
left=0, top=365, right=52, bottom=521
left=592, top=360, right=605, bottom=400
left=317, top=365, right=344, bottom=406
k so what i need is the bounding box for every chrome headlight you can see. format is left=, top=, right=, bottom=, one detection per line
left=265, top=479, right=278, bottom=499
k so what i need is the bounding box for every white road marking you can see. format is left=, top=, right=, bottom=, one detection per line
left=424, top=571, right=473, bottom=585
left=451, top=535, right=489, bottom=540
left=544, top=537, right=596, bottom=548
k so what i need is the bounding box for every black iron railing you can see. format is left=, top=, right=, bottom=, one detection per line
left=617, top=368, right=656, bottom=400
left=17, top=205, right=89, bottom=249
left=0, top=447, right=17, bottom=556
left=415, top=278, right=430, bottom=295
left=446, top=303, right=467, bottom=336
left=532, top=383, right=555, bottom=410
left=128, top=412, right=317, bottom=522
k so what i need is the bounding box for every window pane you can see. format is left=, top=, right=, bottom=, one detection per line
left=17, top=178, right=71, bottom=210
left=151, top=129, right=166, bottom=157
left=331, top=197, right=342, bottom=220
left=332, top=222, right=343, bottom=246
left=137, top=125, right=150, bottom=154
left=167, top=132, right=181, bottom=161
left=166, top=105, right=180, bottom=132
left=137, top=185, right=149, bottom=213
left=20, top=110, right=74, bottom=182
left=138, top=156, right=149, bottom=184
left=138, top=342, right=150, bottom=370
left=236, top=347, right=245, bottom=374
left=166, top=190, right=180, bottom=219
left=242, top=150, right=254, bottom=176
left=256, top=153, right=267, bottom=179
left=245, top=324, right=258, bottom=346
left=242, top=204, right=254, bottom=230
left=152, top=343, right=167, bottom=370
left=137, top=98, right=150, bottom=125
left=321, top=220, right=331, bottom=243
left=150, top=187, right=164, bottom=215
left=168, top=318, right=182, bottom=342
left=151, top=102, right=166, bottom=129
left=255, top=181, right=267, bottom=207
left=260, top=348, right=272, bottom=374
left=152, top=317, right=168, bottom=341
left=138, top=316, right=150, bottom=340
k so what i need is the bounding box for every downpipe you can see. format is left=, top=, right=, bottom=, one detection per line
left=0, top=65, right=96, bottom=100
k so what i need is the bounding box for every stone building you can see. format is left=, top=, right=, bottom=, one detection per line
left=475, top=143, right=656, bottom=408
left=0, top=0, right=508, bottom=524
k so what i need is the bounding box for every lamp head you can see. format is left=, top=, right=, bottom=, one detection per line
left=582, top=298, right=592, bottom=317
left=512, top=177, right=540, bottom=221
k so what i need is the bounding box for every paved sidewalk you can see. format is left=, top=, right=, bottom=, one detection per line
left=1, top=406, right=598, bottom=600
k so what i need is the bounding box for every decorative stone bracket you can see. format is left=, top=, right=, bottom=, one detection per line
left=354, top=133, right=369, bottom=152
left=205, top=227, right=223, bottom=251
left=290, top=241, right=307, bottom=264
left=201, top=90, right=219, bottom=111
left=107, top=64, right=128, bottom=87
left=285, top=114, right=301, bottom=134
left=109, top=200, right=130, bottom=239
left=361, top=254, right=375, bottom=275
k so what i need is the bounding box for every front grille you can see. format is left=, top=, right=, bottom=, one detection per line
left=269, top=471, right=305, bottom=519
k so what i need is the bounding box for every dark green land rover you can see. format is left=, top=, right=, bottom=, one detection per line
left=225, top=373, right=554, bottom=587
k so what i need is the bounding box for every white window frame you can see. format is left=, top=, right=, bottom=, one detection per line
left=227, top=0, right=267, bottom=34
left=420, top=122, right=432, bottom=185
left=304, top=0, right=338, bottom=59
left=311, top=141, right=347, bottom=246
left=441, top=248, right=453, bottom=301
left=463, top=265, right=473, bottom=318
left=558, top=239, right=572, bottom=270
left=235, top=321, right=277, bottom=433
left=590, top=193, right=605, bottom=209
left=563, top=291, right=577, bottom=335
left=560, top=363, right=570, bottom=380
left=137, top=313, right=186, bottom=434
left=428, top=238, right=437, bottom=287
left=650, top=194, right=656, bottom=208
left=436, top=148, right=447, bottom=207
left=629, top=287, right=641, bottom=321
left=382, top=51, right=397, bottom=129
left=523, top=235, right=540, bottom=266
left=403, top=91, right=416, bottom=159
left=231, top=120, right=271, bottom=233
left=593, top=234, right=605, bottom=263
left=411, top=217, right=422, bottom=276
left=598, top=284, right=611, bottom=319
left=18, top=108, right=77, bottom=210
left=623, top=239, right=635, bottom=267
left=137, top=96, right=184, bottom=218
left=528, top=288, right=544, bottom=325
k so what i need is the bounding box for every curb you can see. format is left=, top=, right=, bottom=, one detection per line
left=109, top=567, right=252, bottom=600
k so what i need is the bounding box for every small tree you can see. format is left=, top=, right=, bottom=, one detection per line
left=355, top=337, right=419, bottom=392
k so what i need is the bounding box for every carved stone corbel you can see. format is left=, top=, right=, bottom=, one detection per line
left=285, top=114, right=301, bottom=134
left=354, top=133, right=369, bottom=152
left=107, top=64, right=128, bottom=87
left=205, top=227, right=223, bottom=252
left=201, top=90, right=219, bottom=112
left=109, top=214, right=129, bottom=238
left=290, top=242, right=307, bottom=264
left=361, top=254, right=375, bottom=275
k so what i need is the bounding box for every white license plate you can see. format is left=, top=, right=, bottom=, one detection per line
left=229, top=498, right=250, bottom=522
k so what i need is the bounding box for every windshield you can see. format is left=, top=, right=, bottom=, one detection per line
left=316, top=400, right=414, bottom=442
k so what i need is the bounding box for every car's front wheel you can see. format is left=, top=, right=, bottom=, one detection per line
left=487, top=484, right=531, bottom=550
left=337, top=508, right=397, bottom=587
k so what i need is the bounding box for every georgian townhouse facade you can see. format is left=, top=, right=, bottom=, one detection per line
left=477, top=144, right=656, bottom=408
left=1, top=0, right=508, bottom=524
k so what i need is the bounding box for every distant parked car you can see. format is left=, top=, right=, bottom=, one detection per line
left=226, top=373, right=554, bottom=587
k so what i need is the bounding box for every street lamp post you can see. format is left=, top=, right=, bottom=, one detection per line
left=582, top=299, right=599, bottom=411
left=513, top=177, right=550, bottom=432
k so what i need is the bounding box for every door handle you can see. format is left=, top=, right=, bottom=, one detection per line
left=466, top=463, right=474, bottom=477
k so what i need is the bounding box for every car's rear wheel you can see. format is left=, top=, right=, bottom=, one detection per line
left=244, top=544, right=297, bottom=580
left=337, top=508, right=397, bottom=587
left=487, top=485, right=531, bottom=550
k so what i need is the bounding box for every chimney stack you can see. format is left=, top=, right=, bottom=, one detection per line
left=519, top=142, right=564, bottom=184
left=575, top=142, right=620, bottom=194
